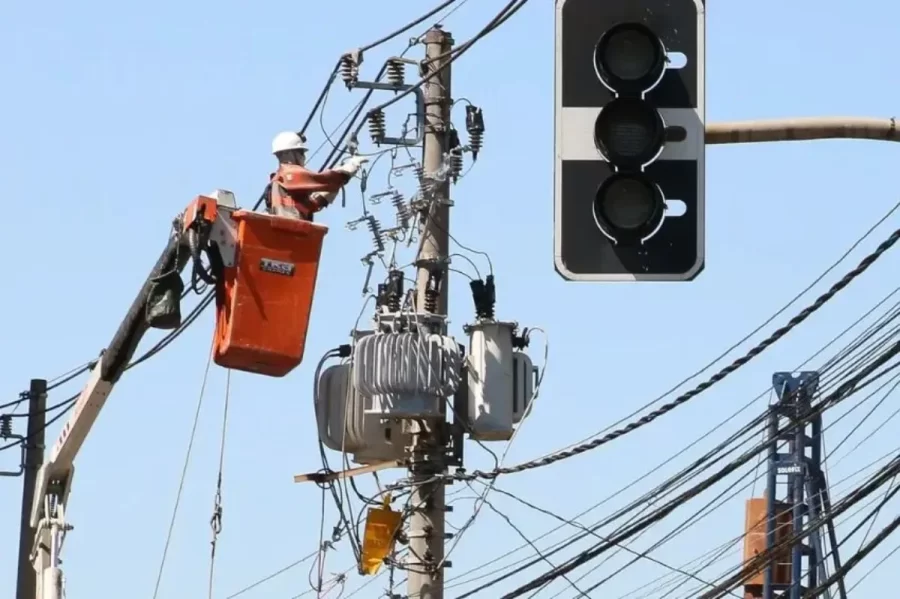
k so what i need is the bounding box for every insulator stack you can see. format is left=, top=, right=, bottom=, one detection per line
left=424, top=288, right=438, bottom=313
left=368, top=110, right=386, bottom=144
left=468, top=130, right=483, bottom=159
left=414, top=164, right=429, bottom=199
left=391, top=190, right=411, bottom=229
left=387, top=270, right=404, bottom=312
left=340, top=54, right=359, bottom=87
left=0, top=414, right=12, bottom=438
left=365, top=215, right=385, bottom=253
left=424, top=271, right=442, bottom=313
left=465, top=105, right=485, bottom=160
left=386, top=59, right=405, bottom=87
left=448, top=150, right=464, bottom=181
left=388, top=292, right=401, bottom=313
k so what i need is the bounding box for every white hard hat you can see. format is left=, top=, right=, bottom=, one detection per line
left=271, top=131, right=307, bottom=155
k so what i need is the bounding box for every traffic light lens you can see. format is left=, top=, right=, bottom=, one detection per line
left=594, top=23, right=667, bottom=93
left=594, top=98, right=665, bottom=168
left=594, top=174, right=665, bottom=240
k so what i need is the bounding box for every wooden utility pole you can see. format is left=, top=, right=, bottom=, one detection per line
left=17, top=378, right=47, bottom=599
left=408, top=25, right=453, bottom=599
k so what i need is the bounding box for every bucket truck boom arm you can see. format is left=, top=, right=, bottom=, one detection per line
left=27, top=188, right=331, bottom=598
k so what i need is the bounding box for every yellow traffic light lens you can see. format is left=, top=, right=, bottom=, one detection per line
left=594, top=23, right=667, bottom=94
left=594, top=174, right=665, bottom=241
left=594, top=97, right=665, bottom=168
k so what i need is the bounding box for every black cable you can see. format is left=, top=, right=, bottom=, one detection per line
left=0, top=400, right=75, bottom=451
left=697, top=448, right=900, bottom=599
left=317, top=0, right=464, bottom=170
left=621, top=355, right=900, bottom=599
left=0, top=293, right=214, bottom=453
left=625, top=444, right=900, bottom=599
left=467, top=308, right=900, bottom=596
left=449, top=226, right=900, bottom=484
left=364, top=0, right=530, bottom=119
left=465, top=339, right=900, bottom=597
left=359, top=0, right=460, bottom=52
left=441, top=293, right=899, bottom=594
left=322, top=0, right=529, bottom=172
left=297, top=0, right=462, bottom=143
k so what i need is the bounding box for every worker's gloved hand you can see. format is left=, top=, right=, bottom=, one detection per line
left=337, top=155, right=369, bottom=176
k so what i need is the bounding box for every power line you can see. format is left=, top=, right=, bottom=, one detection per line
left=458, top=329, right=900, bottom=596
left=433, top=284, right=900, bottom=595
left=446, top=223, right=900, bottom=484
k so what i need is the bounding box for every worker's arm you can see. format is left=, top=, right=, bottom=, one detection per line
left=307, top=169, right=351, bottom=210
left=276, top=156, right=368, bottom=213
left=310, top=155, right=369, bottom=209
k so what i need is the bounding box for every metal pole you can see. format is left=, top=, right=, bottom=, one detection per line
left=408, top=25, right=453, bottom=599
left=763, top=406, right=778, bottom=599
left=790, top=405, right=805, bottom=599
left=17, top=379, right=47, bottom=599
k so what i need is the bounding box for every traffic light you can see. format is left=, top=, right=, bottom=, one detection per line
left=554, top=0, right=706, bottom=281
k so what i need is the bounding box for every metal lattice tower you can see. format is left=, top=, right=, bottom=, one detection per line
left=744, top=371, right=847, bottom=599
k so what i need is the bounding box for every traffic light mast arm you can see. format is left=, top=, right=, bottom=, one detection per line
left=706, top=116, right=900, bottom=145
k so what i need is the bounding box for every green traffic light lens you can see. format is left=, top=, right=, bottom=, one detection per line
left=594, top=23, right=667, bottom=94
left=594, top=174, right=665, bottom=242
left=594, top=97, right=665, bottom=168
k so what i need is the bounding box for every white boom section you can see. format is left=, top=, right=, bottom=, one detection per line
left=28, top=356, right=115, bottom=599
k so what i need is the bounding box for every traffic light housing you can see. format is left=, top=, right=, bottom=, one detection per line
left=554, top=0, right=706, bottom=281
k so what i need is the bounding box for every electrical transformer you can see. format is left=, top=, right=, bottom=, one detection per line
left=465, top=321, right=539, bottom=441
left=315, top=362, right=409, bottom=465
left=352, top=330, right=462, bottom=418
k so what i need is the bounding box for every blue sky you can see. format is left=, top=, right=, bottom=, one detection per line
left=3, top=0, right=900, bottom=597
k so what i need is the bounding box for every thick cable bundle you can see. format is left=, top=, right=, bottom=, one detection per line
left=352, top=332, right=461, bottom=417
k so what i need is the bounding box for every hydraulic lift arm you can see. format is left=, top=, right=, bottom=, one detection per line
left=26, top=190, right=238, bottom=599
left=26, top=188, right=330, bottom=598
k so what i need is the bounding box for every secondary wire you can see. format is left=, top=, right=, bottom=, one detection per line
left=446, top=224, right=900, bottom=483
left=460, top=329, right=900, bottom=596
left=518, top=346, right=900, bottom=597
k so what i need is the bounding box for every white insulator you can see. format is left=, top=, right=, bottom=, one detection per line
left=353, top=332, right=461, bottom=418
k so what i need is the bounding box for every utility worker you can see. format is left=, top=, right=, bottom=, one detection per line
left=266, top=131, right=368, bottom=220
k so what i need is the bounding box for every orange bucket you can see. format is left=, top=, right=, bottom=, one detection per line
left=213, top=210, right=328, bottom=377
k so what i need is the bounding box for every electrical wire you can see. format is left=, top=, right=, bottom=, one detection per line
left=151, top=343, right=216, bottom=599
left=323, top=0, right=530, bottom=172
left=445, top=224, right=900, bottom=484
left=0, top=292, right=214, bottom=454
left=359, top=0, right=460, bottom=53
left=225, top=551, right=320, bottom=598
left=455, top=323, right=900, bottom=596
left=365, top=0, right=531, bottom=118
left=571, top=343, right=900, bottom=597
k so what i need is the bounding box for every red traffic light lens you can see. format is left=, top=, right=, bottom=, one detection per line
left=594, top=97, right=665, bottom=168
left=594, top=173, right=666, bottom=243
left=594, top=23, right=667, bottom=94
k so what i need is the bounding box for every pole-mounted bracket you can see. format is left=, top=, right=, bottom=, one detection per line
left=352, top=78, right=426, bottom=147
